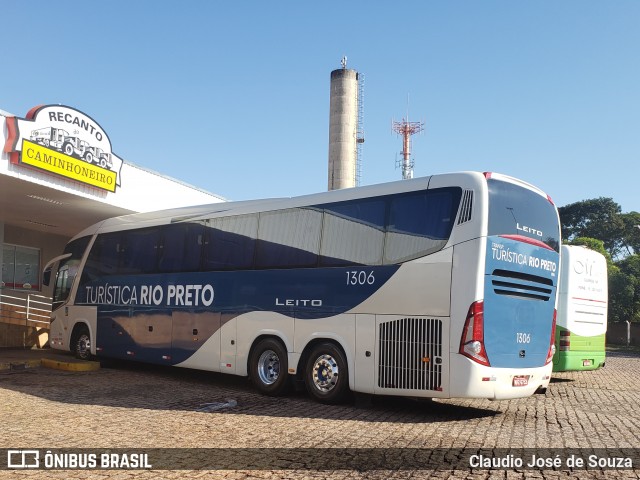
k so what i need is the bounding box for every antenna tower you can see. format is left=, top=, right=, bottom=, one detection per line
left=392, top=118, right=423, bottom=180
left=392, top=99, right=424, bottom=180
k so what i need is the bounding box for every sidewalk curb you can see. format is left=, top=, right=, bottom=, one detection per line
left=0, top=360, right=41, bottom=371
left=0, top=358, right=100, bottom=372
left=41, top=358, right=101, bottom=372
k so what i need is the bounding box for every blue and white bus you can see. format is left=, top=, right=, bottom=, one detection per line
left=46, top=172, right=560, bottom=403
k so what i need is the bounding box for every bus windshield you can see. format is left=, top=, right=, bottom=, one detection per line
left=487, top=178, right=560, bottom=252
left=52, top=236, right=90, bottom=309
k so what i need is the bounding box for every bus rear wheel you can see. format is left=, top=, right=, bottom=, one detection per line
left=249, top=338, right=290, bottom=396
left=304, top=342, right=349, bottom=404
left=73, top=326, right=92, bottom=361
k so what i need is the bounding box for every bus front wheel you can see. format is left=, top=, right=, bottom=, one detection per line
left=304, top=342, right=349, bottom=404
left=249, top=338, right=290, bottom=396
left=73, top=326, right=92, bottom=361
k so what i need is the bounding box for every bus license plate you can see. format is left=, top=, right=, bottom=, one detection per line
left=512, top=375, right=529, bottom=387
left=583, top=360, right=593, bottom=367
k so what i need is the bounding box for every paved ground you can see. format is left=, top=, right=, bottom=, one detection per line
left=0, top=348, right=638, bottom=479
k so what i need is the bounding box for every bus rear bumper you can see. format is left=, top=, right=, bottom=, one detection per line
left=552, top=351, right=606, bottom=372
left=449, top=355, right=553, bottom=400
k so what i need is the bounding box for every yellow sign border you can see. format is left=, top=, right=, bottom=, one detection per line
left=20, top=140, right=117, bottom=192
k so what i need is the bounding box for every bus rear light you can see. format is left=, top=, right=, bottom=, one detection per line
left=459, top=301, right=490, bottom=366
left=560, top=330, right=570, bottom=337
left=545, top=309, right=557, bottom=365
left=483, top=172, right=493, bottom=179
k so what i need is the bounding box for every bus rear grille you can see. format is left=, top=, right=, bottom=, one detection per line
left=378, top=317, right=442, bottom=391
left=491, top=269, right=553, bottom=301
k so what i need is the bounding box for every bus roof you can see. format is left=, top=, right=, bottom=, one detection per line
left=68, top=171, right=551, bottom=241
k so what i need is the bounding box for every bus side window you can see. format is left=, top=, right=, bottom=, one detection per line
left=159, top=223, right=203, bottom=273
left=320, top=199, right=386, bottom=267
left=255, top=208, right=321, bottom=269
left=94, top=233, right=121, bottom=276
left=202, top=215, right=258, bottom=271
left=384, top=188, right=461, bottom=264
left=78, top=232, right=120, bottom=289
left=120, top=228, right=161, bottom=274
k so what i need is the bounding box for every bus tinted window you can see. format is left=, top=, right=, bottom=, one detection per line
left=202, top=215, right=258, bottom=270
left=120, top=228, right=161, bottom=274
left=256, top=209, right=321, bottom=268
left=159, top=223, right=203, bottom=273
left=384, top=189, right=461, bottom=264
left=89, top=233, right=121, bottom=277
left=487, top=179, right=560, bottom=252
left=320, top=199, right=386, bottom=266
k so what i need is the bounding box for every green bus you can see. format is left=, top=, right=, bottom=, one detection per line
left=553, top=245, right=607, bottom=372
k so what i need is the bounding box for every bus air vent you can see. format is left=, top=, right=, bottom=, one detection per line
left=457, top=190, right=474, bottom=224
left=491, top=269, right=553, bottom=301
left=378, top=317, right=442, bottom=391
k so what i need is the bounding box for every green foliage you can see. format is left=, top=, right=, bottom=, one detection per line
left=560, top=200, right=640, bottom=323
left=567, top=237, right=610, bottom=261
left=621, top=212, right=640, bottom=256
left=559, top=198, right=627, bottom=258
left=614, top=255, right=640, bottom=323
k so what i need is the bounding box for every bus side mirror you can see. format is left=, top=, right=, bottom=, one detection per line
left=43, top=266, right=52, bottom=287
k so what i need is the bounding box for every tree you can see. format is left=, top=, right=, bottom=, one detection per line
left=613, top=255, right=640, bottom=323
left=620, top=211, right=640, bottom=256
left=559, top=198, right=630, bottom=259
left=558, top=199, right=640, bottom=322
left=567, top=237, right=611, bottom=263
left=608, top=267, right=635, bottom=323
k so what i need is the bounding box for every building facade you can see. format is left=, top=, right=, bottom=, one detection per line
left=0, top=105, right=224, bottom=348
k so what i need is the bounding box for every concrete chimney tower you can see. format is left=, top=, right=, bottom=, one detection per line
left=328, top=57, right=363, bottom=190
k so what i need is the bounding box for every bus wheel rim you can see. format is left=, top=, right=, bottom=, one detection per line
left=78, top=334, right=90, bottom=356
left=311, top=354, right=339, bottom=392
left=257, top=350, right=280, bottom=385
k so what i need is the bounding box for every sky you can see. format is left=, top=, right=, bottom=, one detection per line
left=1, top=1, right=639, bottom=213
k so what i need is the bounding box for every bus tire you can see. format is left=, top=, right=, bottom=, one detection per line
left=73, top=325, right=92, bottom=361
left=304, top=342, right=349, bottom=404
left=249, top=338, right=290, bottom=396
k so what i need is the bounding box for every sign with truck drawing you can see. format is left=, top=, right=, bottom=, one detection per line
left=4, top=105, right=123, bottom=192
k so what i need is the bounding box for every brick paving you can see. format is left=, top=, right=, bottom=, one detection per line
left=0, top=349, right=638, bottom=479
